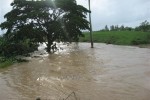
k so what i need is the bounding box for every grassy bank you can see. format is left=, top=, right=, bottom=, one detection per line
left=0, top=61, right=14, bottom=68
left=80, top=31, right=150, bottom=45
left=0, top=57, right=27, bottom=68
left=0, top=58, right=15, bottom=68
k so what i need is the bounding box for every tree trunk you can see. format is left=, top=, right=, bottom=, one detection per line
left=47, top=34, right=52, bottom=53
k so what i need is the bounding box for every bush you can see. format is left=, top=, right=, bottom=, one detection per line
left=105, top=36, right=117, bottom=44
left=131, top=38, right=148, bottom=45
left=0, top=37, right=39, bottom=57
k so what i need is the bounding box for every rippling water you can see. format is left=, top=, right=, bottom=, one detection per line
left=0, top=43, right=150, bottom=100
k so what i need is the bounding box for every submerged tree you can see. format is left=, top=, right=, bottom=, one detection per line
left=0, top=0, right=89, bottom=53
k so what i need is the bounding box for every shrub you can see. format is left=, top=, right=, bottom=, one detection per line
left=131, top=38, right=148, bottom=45
left=0, top=38, right=38, bottom=57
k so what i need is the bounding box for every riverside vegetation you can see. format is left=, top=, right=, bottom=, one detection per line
left=1, top=20, right=150, bottom=68
left=0, top=1, right=150, bottom=68
left=0, top=0, right=90, bottom=68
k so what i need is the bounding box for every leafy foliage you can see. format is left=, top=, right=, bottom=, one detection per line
left=135, top=20, right=150, bottom=32
left=0, top=36, right=38, bottom=57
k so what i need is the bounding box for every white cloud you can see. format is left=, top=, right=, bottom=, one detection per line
left=77, top=0, right=150, bottom=30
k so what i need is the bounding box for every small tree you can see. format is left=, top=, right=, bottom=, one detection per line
left=105, top=25, right=109, bottom=31
left=125, top=27, right=133, bottom=31
left=120, top=25, right=125, bottom=31
left=110, top=25, right=115, bottom=31
left=139, top=20, right=150, bottom=32
left=114, top=25, right=119, bottom=31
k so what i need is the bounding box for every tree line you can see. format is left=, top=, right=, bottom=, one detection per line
left=101, top=20, right=150, bottom=32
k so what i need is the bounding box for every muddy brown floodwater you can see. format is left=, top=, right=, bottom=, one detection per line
left=0, top=43, right=150, bottom=100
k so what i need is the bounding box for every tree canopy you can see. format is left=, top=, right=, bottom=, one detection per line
left=0, top=0, right=90, bottom=54
left=138, top=20, right=150, bottom=32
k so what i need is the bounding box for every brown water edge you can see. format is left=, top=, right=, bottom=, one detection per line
left=137, top=44, right=150, bottom=49
left=0, top=43, right=150, bottom=100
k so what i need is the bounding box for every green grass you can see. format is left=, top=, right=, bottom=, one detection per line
left=0, top=57, right=28, bottom=68
left=80, top=31, right=150, bottom=45
left=0, top=58, right=14, bottom=68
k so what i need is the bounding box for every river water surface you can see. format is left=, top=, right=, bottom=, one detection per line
left=0, top=43, right=150, bottom=100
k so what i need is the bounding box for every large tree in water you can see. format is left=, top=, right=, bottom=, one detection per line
left=0, top=0, right=89, bottom=53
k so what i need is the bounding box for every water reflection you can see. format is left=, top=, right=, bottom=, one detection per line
left=0, top=43, right=150, bottom=100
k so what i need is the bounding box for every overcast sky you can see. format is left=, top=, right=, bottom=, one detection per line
left=0, top=0, right=150, bottom=34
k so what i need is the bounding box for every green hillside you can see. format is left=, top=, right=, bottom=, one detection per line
left=80, top=31, right=150, bottom=45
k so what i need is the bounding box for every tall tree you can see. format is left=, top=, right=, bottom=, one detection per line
left=120, top=25, right=125, bottom=31
left=105, top=25, right=109, bottom=31
left=114, top=25, right=119, bottom=31
left=139, top=20, right=150, bottom=32
left=110, top=25, right=115, bottom=31
left=0, top=0, right=90, bottom=53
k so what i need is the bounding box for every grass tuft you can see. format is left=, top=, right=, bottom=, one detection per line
left=0, top=59, right=14, bottom=68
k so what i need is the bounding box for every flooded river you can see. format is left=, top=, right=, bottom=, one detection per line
left=0, top=43, right=150, bottom=100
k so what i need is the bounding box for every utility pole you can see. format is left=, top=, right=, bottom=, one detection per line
left=88, top=0, right=94, bottom=48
